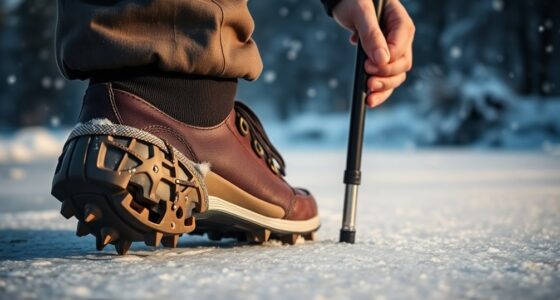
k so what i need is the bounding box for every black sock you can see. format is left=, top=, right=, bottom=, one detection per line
left=90, top=68, right=237, bottom=127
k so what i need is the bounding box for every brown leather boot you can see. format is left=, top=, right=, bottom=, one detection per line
left=51, top=83, right=319, bottom=254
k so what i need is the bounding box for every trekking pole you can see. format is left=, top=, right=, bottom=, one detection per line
left=340, top=0, right=385, bottom=244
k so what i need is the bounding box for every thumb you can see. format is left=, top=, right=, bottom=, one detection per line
left=355, top=1, right=390, bottom=65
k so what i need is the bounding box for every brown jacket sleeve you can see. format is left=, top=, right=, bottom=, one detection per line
left=56, top=0, right=263, bottom=80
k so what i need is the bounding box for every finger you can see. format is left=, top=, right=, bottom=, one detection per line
left=384, top=0, right=415, bottom=60
left=367, top=89, right=394, bottom=108
left=367, top=72, right=407, bottom=93
left=364, top=50, right=412, bottom=76
left=354, top=1, right=390, bottom=65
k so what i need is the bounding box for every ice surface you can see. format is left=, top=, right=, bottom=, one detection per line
left=1, top=150, right=559, bottom=299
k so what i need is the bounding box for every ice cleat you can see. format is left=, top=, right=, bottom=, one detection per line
left=51, top=83, right=319, bottom=254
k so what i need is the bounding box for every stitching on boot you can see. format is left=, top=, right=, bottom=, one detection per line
left=284, top=193, right=297, bottom=220
left=107, top=83, right=124, bottom=124
left=143, top=124, right=201, bottom=163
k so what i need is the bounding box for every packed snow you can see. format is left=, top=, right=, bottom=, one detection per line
left=1, top=150, right=559, bottom=299
left=0, top=128, right=67, bottom=163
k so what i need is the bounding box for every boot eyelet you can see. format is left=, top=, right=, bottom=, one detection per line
left=267, top=157, right=281, bottom=175
left=237, top=116, right=250, bottom=136
left=252, top=140, right=265, bottom=158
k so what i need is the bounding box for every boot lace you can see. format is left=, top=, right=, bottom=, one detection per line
left=234, top=101, right=286, bottom=177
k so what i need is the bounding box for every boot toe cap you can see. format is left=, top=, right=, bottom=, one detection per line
left=285, top=188, right=318, bottom=221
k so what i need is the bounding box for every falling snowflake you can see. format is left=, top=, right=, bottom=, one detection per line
left=290, top=40, right=302, bottom=51
left=450, top=46, right=462, bottom=59
left=328, top=78, right=339, bottom=89
left=492, top=0, right=504, bottom=11
left=541, top=82, right=552, bottom=94
left=6, top=75, right=16, bottom=85
left=508, top=72, right=515, bottom=79
left=279, top=7, right=289, bottom=17
left=510, top=122, right=519, bottom=131
left=283, top=38, right=302, bottom=61
left=263, top=70, right=276, bottom=83
left=50, top=116, right=61, bottom=127
left=41, top=76, right=52, bottom=89
left=307, top=88, right=317, bottom=98
left=39, top=49, right=50, bottom=61
left=414, top=80, right=424, bottom=91
left=315, top=30, right=326, bottom=41
left=287, top=50, right=298, bottom=60
left=301, top=10, right=312, bottom=21
left=545, top=45, right=554, bottom=54
left=54, top=78, right=65, bottom=90
left=538, top=26, right=545, bottom=33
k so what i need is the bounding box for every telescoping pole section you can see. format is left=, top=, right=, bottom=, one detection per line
left=340, top=0, right=385, bottom=244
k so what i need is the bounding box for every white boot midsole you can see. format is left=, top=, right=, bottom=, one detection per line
left=204, top=196, right=320, bottom=233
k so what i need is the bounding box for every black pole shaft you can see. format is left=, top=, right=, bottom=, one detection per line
left=340, top=0, right=384, bottom=244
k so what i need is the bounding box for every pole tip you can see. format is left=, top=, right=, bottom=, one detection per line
left=339, top=229, right=356, bottom=244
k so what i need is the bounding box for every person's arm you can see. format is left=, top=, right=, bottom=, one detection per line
left=323, top=0, right=415, bottom=108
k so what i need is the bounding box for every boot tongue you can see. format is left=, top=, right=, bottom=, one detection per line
left=234, top=101, right=286, bottom=176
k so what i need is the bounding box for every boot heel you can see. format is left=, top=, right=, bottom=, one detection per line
left=52, top=129, right=207, bottom=255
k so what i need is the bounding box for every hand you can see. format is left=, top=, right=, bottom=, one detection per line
left=333, top=0, right=415, bottom=108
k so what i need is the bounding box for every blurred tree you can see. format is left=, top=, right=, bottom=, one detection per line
left=0, top=0, right=558, bottom=147
left=241, top=0, right=354, bottom=120
left=0, top=0, right=83, bottom=129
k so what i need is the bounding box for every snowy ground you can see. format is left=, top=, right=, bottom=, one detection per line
left=1, top=150, right=559, bottom=299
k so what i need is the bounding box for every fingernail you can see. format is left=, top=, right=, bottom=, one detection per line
left=365, top=60, right=378, bottom=73
left=371, top=81, right=383, bottom=91
left=373, top=48, right=390, bottom=65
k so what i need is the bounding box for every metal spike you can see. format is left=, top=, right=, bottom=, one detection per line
left=161, top=235, right=179, bottom=248
left=280, top=234, right=299, bottom=245
left=207, top=231, right=222, bottom=241
left=302, top=232, right=315, bottom=241
left=100, top=227, right=118, bottom=246
left=144, top=232, right=163, bottom=247
left=60, top=200, right=75, bottom=219
left=76, top=221, right=90, bottom=237
left=248, top=229, right=271, bottom=244
left=115, top=240, right=132, bottom=255
left=184, top=216, right=196, bottom=229
left=95, top=235, right=106, bottom=251
left=84, top=203, right=102, bottom=223
left=114, top=191, right=130, bottom=204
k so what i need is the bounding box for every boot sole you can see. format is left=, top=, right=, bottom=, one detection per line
left=52, top=133, right=208, bottom=254
left=52, top=124, right=318, bottom=254
left=194, top=196, right=319, bottom=245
